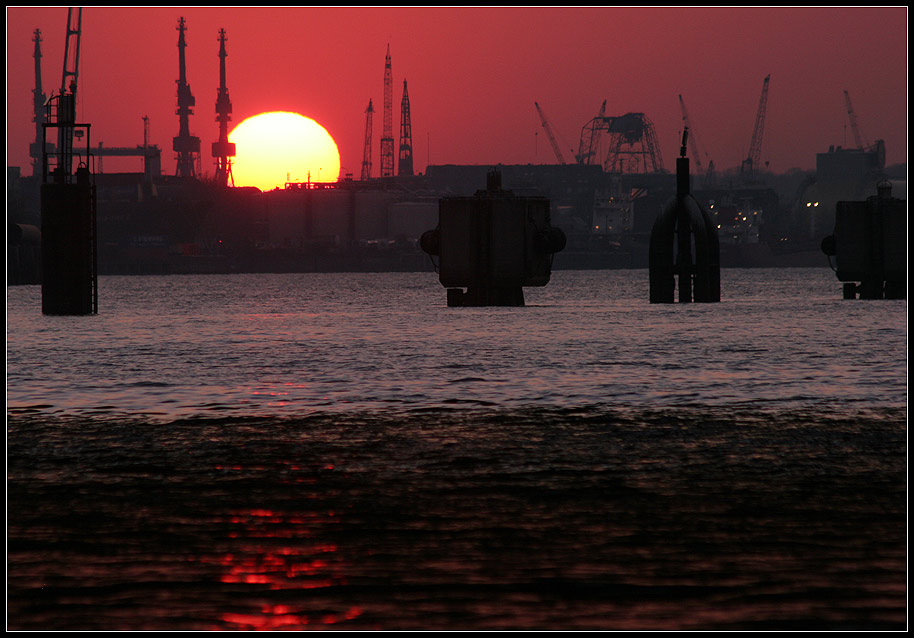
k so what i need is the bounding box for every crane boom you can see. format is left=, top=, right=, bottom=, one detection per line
left=741, top=74, right=770, bottom=180
left=60, top=7, right=82, bottom=97
left=677, top=94, right=704, bottom=174
left=843, top=89, right=869, bottom=150
left=361, top=99, right=374, bottom=180
left=534, top=101, right=566, bottom=164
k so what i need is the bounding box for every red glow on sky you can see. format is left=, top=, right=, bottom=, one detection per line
left=6, top=7, right=908, bottom=178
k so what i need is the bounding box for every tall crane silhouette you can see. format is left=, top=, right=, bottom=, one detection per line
left=212, top=28, right=235, bottom=186
left=361, top=99, right=374, bottom=181
left=60, top=7, right=81, bottom=99
left=380, top=45, right=394, bottom=177
left=173, top=17, right=201, bottom=178
left=534, top=101, right=567, bottom=164
left=740, top=74, right=770, bottom=183
left=30, top=28, right=49, bottom=177
left=678, top=94, right=714, bottom=186
left=843, top=89, right=869, bottom=150
left=398, top=80, right=414, bottom=176
left=50, top=7, right=82, bottom=182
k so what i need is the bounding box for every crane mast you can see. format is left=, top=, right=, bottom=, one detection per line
left=398, top=80, right=414, bottom=176
left=31, top=28, right=49, bottom=177
left=380, top=45, right=394, bottom=178
left=361, top=99, right=374, bottom=180
left=740, top=74, right=770, bottom=181
left=173, top=17, right=201, bottom=178
left=212, top=28, right=235, bottom=186
left=534, top=101, right=566, bottom=164
left=843, top=89, right=869, bottom=150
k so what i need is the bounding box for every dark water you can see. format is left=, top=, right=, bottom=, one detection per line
left=7, top=270, right=907, bottom=630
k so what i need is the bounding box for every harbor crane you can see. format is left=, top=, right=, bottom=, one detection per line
left=576, top=99, right=606, bottom=165
left=30, top=28, right=49, bottom=177
left=361, top=99, right=374, bottom=181
left=678, top=94, right=714, bottom=186
left=49, top=7, right=83, bottom=182
left=534, top=101, right=568, bottom=164
left=398, top=80, right=414, bottom=176
left=380, top=45, right=394, bottom=177
left=740, top=74, right=770, bottom=183
left=843, top=89, right=869, bottom=150
left=173, top=17, right=201, bottom=178
left=60, top=7, right=81, bottom=99
left=212, top=28, right=235, bottom=187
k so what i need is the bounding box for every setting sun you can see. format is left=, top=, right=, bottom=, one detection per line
left=228, top=112, right=340, bottom=191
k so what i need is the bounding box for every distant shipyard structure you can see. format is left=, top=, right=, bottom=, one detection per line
left=9, top=16, right=904, bottom=284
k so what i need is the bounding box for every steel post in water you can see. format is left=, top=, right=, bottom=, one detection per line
left=40, top=93, right=97, bottom=315
left=420, top=168, right=566, bottom=307
left=650, top=130, right=720, bottom=304
left=821, top=181, right=906, bottom=300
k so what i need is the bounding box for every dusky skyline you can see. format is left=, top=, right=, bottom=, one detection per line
left=6, top=6, right=908, bottom=181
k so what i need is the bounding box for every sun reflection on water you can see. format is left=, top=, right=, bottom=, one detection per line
left=199, top=504, right=362, bottom=630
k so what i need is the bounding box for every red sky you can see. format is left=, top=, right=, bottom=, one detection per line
left=6, top=6, right=908, bottom=179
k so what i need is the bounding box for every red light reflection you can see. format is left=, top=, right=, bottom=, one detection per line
left=203, top=505, right=363, bottom=630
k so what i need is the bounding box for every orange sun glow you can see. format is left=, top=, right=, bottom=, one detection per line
left=228, top=111, right=341, bottom=191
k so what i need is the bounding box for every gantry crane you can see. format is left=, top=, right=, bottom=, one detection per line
left=843, top=89, right=869, bottom=150
left=361, top=99, right=374, bottom=181
left=576, top=99, right=606, bottom=165
left=534, top=101, right=567, bottom=164
left=740, top=74, right=770, bottom=183
left=211, top=28, right=235, bottom=186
